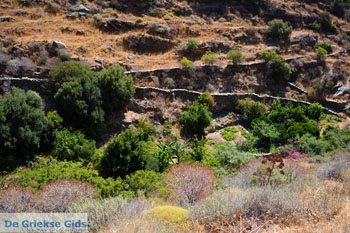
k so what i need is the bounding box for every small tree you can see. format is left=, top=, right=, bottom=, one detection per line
left=53, top=128, right=96, bottom=162
left=183, top=38, right=200, bottom=52
left=180, top=57, right=193, bottom=69
left=260, top=51, right=291, bottom=81
left=265, top=19, right=292, bottom=40
left=315, top=47, right=327, bottom=59
left=0, top=88, right=49, bottom=171
left=227, top=50, right=245, bottom=65
left=100, top=122, right=157, bottom=178
left=314, top=42, right=333, bottom=54
left=98, top=65, right=135, bottom=116
left=201, top=51, right=217, bottom=64
left=54, top=77, right=105, bottom=136
left=179, top=95, right=213, bottom=138
left=164, top=163, right=215, bottom=204
left=319, top=12, right=338, bottom=33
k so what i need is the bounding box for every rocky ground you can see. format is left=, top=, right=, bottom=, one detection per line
left=0, top=0, right=350, bottom=134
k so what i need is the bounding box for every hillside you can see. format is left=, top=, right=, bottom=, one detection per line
left=0, top=0, right=350, bottom=232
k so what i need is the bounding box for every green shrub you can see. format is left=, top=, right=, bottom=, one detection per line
left=179, top=100, right=212, bottom=138
left=212, top=143, right=253, bottom=176
left=312, top=12, right=338, bottom=33
left=10, top=157, right=131, bottom=197
left=149, top=9, right=161, bottom=17
left=53, top=129, right=96, bottom=162
left=265, top=19, right=292, bottom=40
left=197, top=92, right=215, bottom=107
left=260, top=51, right=291, bottom=81
left=252, top=120, right=280, bottom=150
left=98, top=65, right=135, bottom=116
left=54, top=76, right=104, bottom=136
left=125, top=170, right=169, bottom=198
left=238, top=98, right=266, bottom=119
left=286, top=122, right=320, bottom=138
left=331, top=0, right=349, bottom=18
left=201, top=50, right=218, bottom=64
left=221, top=126, right=238, bottom=141
left=48, top=61, right=94, bottom=92
left=47, top=110, right=63, bottom=132
left=306, top=103, right=323, bottom=121
left=180, top=57, right=193, bottom=69
left=183, top=38, right=200, bottom=52
left=227, top=50, right=245, bottom=65
left=146, top=206, right=189, bottom=230
left=309, top=20, right=321, bottom=31
left=315, top=47, right=328, bottom=58
left=0, top=88, right=49, bottom=171
left=298, top=134, right=329, bottom=155
left=314, top=42, right=333, bottom=54
left=101, top=124, right=157, bottom=178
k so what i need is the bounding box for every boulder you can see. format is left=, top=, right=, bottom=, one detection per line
left=123, top=34, right=176, bottom=54
left=96, top=18, right=147, bottom=34
left=147, top=23, right=177, bottom=39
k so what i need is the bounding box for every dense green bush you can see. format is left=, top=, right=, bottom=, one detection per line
left=54, top=76, right=104, bottom=136
left=201, top=51, right=218, bottom=64
left=182, top=38, right=200, bottom=52
left=221, top=126, right=239, bottom=141
left=237, top=98, right=266, bottom=119
left=315, top=47, right=328, bottom=58
left=48, top=61, right=94, bottom=92
left=10, top=157, right=131, bottom=197
left=260, top=51, right=291, bottom=81
left=179, top=97, right=212, bottom=138
left=286, top=122, right=320, bottom=138
left=212, top=143, right=253, bottom=176
left=0, top=88, right=49, bottom=171
left=125, top=170, right=168, bottom=198
left=310, top=12, right=338, bottom=33
left=331, top=0, right=350, bottom=18
left=227, top=50, right=245, bottom=65
left=314, top=42, right=333, bottom=54
left=306, top=103, right=323, bottom=121
left=180, top=57, right=193, bottom=69
left=265, top=19, right=292, bottom=40
left=53, top=128, right=96, bottom=162
left=97, top=65, right=135, bottom=116
left=101, top=122, right=158, bottom=178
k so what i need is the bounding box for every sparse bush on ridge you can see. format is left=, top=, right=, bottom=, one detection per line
left=265, top=19, right=292, bottom=40
left=227, top=50, right=245, bottom=65
left=201, top=50, right=217, bottom=64
left=180, top=57, right=193, bottom=69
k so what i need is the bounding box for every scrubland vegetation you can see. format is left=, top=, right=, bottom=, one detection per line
left=0, top=61, right=349, bottom=232
left=1, top=0, right=350, bottom=231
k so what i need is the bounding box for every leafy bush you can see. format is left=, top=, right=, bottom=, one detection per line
left=48, top=61, right=94, bottom=92
left=53, top=129, right=96, bottom=162
left=182, top=38, right=200, bottom=52
left=164, top=163, right=215, bottom=204
left=180, top=57, right=193, bottom=69
left=0, top=88, right=49, bottom=171
left=227, top=50, right=245, bottom=65
left=146, top=206, right=189, bottom=230
left=306, top=103, right=323, bottom=121
left=315, top=47, right=328, bottom=58
left=125, top=170, right=168, bottom=198
left=101, top=124, right=157, bottom=178
left=238, top=98, right=266, bottom=119
left=197, top=92, right=215, bottom=107
left=201, top=50, right=218, bottom=64
left=252, top=120, right=280, bottom=150
left=286, top=122, right=320, bottom=138
left=260, top=51, right=291, bottom=81
left=311, top=12, right=338, bottom=33
left=179, top=96, right=212, bottom=138
left=265, top=19, right=292, bottom=40
left=35, top=179, right=97, bottom=212
left=212, top=143, right=253, bottom=176
left=97, top=65, right=135, bottom=116
left=54, top=76, right=105, bottom=136
left=309, top=20, right=321, bottom=31
left=10, top=157, right=130, bottom=198
left=221, top=126, right=238, bottom=141
left=314, top=42, right=333, bottom=54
